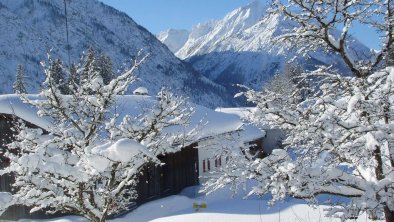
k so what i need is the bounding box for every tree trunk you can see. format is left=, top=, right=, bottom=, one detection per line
left=99, top=215, right=107, bottom=222
left=384, top=206, right=394, bottom=222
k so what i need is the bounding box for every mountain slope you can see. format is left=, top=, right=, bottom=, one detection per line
left=161, top=1, right=372, bottom=91
left=157, top=29, right=190, bottom=54
left=0, top=0, right=232, bottom=108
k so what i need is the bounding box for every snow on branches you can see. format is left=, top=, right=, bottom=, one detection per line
left=269, top=0, right=394, bottom=77
left=214, top=2, right=394, bottom=220
left=222, top=66, right=394, bottom=221
left=0, top=54, right=194, bottom=222
left=108, top=89, right=195, bottom=156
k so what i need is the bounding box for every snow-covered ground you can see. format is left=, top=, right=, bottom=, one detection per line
left=18, top=186, right=380, bottom=222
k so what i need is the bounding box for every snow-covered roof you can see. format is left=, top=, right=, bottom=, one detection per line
left=133, top=87, right=149, bottom=95
left=216, top=107, right=284, bottom=152
left=215, top=107, right=254, bottom=120
left=0, top=94, right=264, bottom=143
left=0, top=94, right=52, bottom=129
left=215, top=107, right=266, bottom=141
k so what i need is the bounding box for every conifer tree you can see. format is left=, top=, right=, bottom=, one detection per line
left=13, top=64, right=27, bottom=94
left=82, top=47, right=98, bottom=82
left=283, top=63, right=310, bottom=101
left=66, top=63, right=79, bottom=92
left=48, top=58, right=68, bottom=94
left=81, top=48, right=103, bottom=94
left=99, top=53, right=114, bottom=85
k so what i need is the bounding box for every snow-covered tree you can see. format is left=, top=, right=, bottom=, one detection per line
left=265, top=72, right=294, bottom=97
left=48, top=58, right=68, bottom=94
left=80, top=48, right=112, bottom=93
left=251, top=63, right=307, bottom=106
left=63, top=63, right=78, bottom=95
left=13, top=64, right=27, bottom=94
left=269, top=0, right=394, bottom=77
left=205, top=2, right=394, bottom=221
left=81, top=47, right=101, bottom=87
left=0, top=54, right=195, bottom=222
left=208, top=66, right=394, bottom=221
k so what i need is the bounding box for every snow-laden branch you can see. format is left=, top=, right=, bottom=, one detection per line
left=269, top=0, right=394, bottom=77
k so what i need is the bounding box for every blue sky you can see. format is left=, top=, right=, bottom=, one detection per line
left=100, top=0, right=380, bottom=49
left=99, top=0, right=251, bottom=32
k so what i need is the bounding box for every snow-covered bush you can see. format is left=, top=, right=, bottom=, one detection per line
left=0, top=54, right=194, bottom=222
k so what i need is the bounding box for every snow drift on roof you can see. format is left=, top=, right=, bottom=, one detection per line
left=0, top=94, right=264, bottom=143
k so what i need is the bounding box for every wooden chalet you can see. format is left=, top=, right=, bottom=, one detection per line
left=0, top=94, right=265, bottom=220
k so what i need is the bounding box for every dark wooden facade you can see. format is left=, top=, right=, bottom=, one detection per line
left=136, top=144, right=199, bottom=205
left=0, top=114, right=55, bottom=220
left=249, top=138, right=266, bottom=158
left=0, top=114, right=199, bottom=220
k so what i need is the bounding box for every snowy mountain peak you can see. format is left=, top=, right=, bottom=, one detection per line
left=157, top=29, right=190, bottom=53
left=176, top=1, right=269, bottom=59
left=222, top=0, right=265, bottom=30
left=189, top=20, right=216, bottom=40
left=160, top=0, right=371, bottom=95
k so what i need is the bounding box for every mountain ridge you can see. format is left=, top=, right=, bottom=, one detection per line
left=160, top=1, right=372, bottom=91
left=0, top=0, right=233, bottom=108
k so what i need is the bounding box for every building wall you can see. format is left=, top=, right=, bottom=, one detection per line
left=262, top=129, right=285, bottom=153
left=136, top=144, right=199, bottom=205
left=197, top=137, right=264, bottom=183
